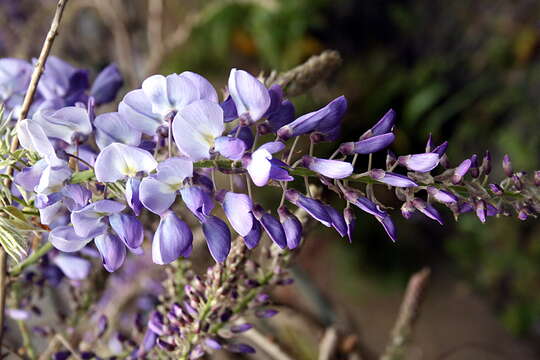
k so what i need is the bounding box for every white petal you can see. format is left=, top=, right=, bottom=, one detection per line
left=119, top=89, right=161, bottom=135
left=139, top=177, right=177, bottom=215
left=94, top=112, right=142, bottom=150
left=247, top=149, right=272, bottom=186
left=142, top=74, right=171, bottom=116
left=94, top=143, right=157, bottom=182
left=173, top=100, right=224, bottom=161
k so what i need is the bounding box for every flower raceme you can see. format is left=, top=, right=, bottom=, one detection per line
left=7, top=60, right=539, bottom=272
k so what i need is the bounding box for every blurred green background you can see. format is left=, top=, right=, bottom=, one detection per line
left=2, top=0, right=540, bottom=357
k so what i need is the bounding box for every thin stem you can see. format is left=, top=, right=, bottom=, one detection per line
left=66, top=153, right=94, bottom=169
left=286, top=136, right=300, bottom=165
left=251, top=130, right=259, bottom=152
left=17, top=320, right=36, bottom=360
left=304, top=176, right=312, bottom=197
left=10, top=242, right=54, bottom=277
left=229, top=174, right=234, bottom=192
left=0, top=0, right=70, bottom=347
left=351, top=153, right=359, bottom=168
left=309, top=139, right=315, bottom=157
left=328, top=148, right=340, bottom=160
left=245, top=174, right=253, bottom=200
left=380, top=268, right=431, bottom=360
left=279, top=182, right=287, bottom=207
left=0, top=251, right=6, bottom=348
left=168, top=116, right=172, bottom=158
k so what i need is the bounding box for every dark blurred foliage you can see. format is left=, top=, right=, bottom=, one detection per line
left=2, top=0, right=540, bottom=345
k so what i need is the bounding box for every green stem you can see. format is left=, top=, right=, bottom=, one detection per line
left=10, top=242, right=53, bottom=277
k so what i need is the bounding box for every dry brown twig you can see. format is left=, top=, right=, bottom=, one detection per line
left=0, top=0, right=70, bottom=349
left=380, top=268, right=431, bottom=360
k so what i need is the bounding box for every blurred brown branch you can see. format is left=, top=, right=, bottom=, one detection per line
left=380, top=268, right=431, bottom=360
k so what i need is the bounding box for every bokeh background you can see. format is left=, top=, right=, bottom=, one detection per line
left=2, top=1, right=540, bottom=359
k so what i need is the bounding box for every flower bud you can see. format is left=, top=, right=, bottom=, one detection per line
left=343, top=207, right=356, bottom=243
left=481, top=150, right=491, bottom=175
left=401, top=201, right=416, bottom=219
left=452, top=159, right=471, bottom=184
left=469, top=154, right=479, bottom=178
left=489, top=184, right=503, bottom=195
left=502, top=154, right=513, bottom=177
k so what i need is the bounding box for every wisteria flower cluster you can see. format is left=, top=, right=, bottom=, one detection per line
left=2, top=50, right=540, bottom=358
left=5, top=54, right=540, bottom=274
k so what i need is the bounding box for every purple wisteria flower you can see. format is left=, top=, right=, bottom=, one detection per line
left=94, top=143, right=157, bottom=182
left=0, top=58, right=31, bottom=115
left=139, top=157, right=193, bottom=215
left=245, top=141, right=293, bottom=186
left=172, top=100, right=245, bottom=161
left=277, top=96, right=347, bottom=140
left=228, top=68, right=270, bottom=123
left=302, top=156, right=353, bottom=179
left=153, top=211, right=192, bottom=264
left=119, top=72, right=218, bottom=135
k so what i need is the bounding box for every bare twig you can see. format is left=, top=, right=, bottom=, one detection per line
left=380, top=268, right=431, bottom=360
left=318, top=327, right=338, bottom=360
left=238, top=318, right=295, bottom=360
left=92, top=0, right=137, bottom=87
left=0, top=251, right=6, bottom=349
left=268, top=50, right=342, bottom=97
left=0, top=0, right=70, bottom=348
left=147, top=0, right=164, bottom=55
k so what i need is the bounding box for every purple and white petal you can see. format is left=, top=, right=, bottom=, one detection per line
left=119, top=89, right=161, bottom=135
left=139, top=177, right=177, bottom=215
left=324, top=205, right=347, bottom=237
left=228, top=69, right=270, bottom=122
left=94, top=232, right=126, bottom=272
left=172, top=100, right=224, bottom=161
left=246, top=149, right=272, bottom=187
left=202, top=215, right=231, bottom=262
left=33, top=106, right=92, bottom=144
left=94, top=143, right=157, bottom=182
left=14, top=160, right=48, bottom=191
left=427, top=187, right=457, bottom=204
left=155, top=157, right=193, bottom=186
left=35, top=163, right=72, bottom=194
left=243, top=217, right=262, bottom=249
left=16, top=119, right=58, bottom=161
left=125, top=177, right=143, bottom=216
left=222, top=192, right=253, bottom=237
left=258, top=141, right=285, bottom=154
left=252, top=205, right=287, bottom=249
left=303, top=156, right=353, bottom=179
left=94, top=112, right=141, bottom=150
left=214, top=136, right=246, bottom=160
left=109, top=213, right=144, bottom=250
left=278, top=207, right=302, bottom=249
left=398, top=153, right=440, bottom=173
left=90, top=63, right=123, bottom=105
left=53, top=254, right=92, bottom=280
left=370, top=169, right=417, bottom=187
left=180, top=71, right=218, bottom=103
left=152, top=211, right=193, bottom=264
left=49, top=225, right=95, bottom=252
left=180, top=186, right=214, bottom=222
left=344, top=207, right=356, bottom=243
left=412, top=199, right=443, bottom=225
left=377, top=215, right=397, bottom=242
left=348, top=133, right=395, bottom=155
left=71, top=200, right=125, bottom=237
left=285, top=189, right=332, bottom=227
left=360, top=109, right=395, bottom=140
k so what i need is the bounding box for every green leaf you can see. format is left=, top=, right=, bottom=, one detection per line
left=71, top=170, right=95, bottom=184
